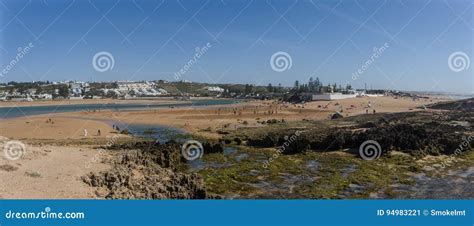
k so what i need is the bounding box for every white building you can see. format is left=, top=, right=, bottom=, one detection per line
left=311, top=93, right=357, bottom=101
left=205, top=86, right=225, bottom=92
left=69, top=81, right=90, bottom=97
left=114, top=81, right=168, bottom=97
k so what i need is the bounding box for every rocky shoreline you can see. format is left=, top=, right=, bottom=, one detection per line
left=82, top=142, right=208, bottom=199
left=80, top=98, right=473, bottom=199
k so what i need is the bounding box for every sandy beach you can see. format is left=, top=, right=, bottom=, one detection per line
left=0, top=140, right=111, bottom=199
left=1, top=96, right=470, bottom=199
left=0, top=96, right=439, bottom=141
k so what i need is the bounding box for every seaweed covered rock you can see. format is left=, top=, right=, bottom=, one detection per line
left=319, top=129, right=355, bottom=151
left=219, top=138, right=232, bottom=145
left=202, top=141, right=224, bottom=154
left=352, top=123, right=472, bottom=155
left=428, top=98, right=473, bottom=111
left=233, top=137, right=242, bottom=145
left=246, top=132, right=282, bottom=147
left=277, top=135, right=310, bottom=154
left=247, top=120, right=472, bottom=157
left=241, top=109, right=472, bottom=157
left=246, top=130, right=309, bottom=154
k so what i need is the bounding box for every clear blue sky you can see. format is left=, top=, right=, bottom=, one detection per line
left=0, top=0, right=472, bottom=93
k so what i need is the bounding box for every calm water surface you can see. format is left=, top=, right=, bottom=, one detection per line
left=0, top=99, right=237, bottom=120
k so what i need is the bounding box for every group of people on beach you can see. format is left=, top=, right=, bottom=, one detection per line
left=82, top=124, right=122, bottom=137
left=83, top=129, right=101, bottom=137
left=112, top=124, right=121, bottom=131
left=366, top=109, right=376, bottom=114
left=84, top=129, right=102, bottom=137
left=215, top=103, right=285, bottom=117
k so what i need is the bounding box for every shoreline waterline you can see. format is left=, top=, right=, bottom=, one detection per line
left=0, top=99, right=239, bottom=120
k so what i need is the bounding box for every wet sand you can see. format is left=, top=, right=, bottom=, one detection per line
left=0, top=117, right=120, bottom=140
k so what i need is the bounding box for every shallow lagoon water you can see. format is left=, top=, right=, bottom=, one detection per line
left=189, top=147, right=240, bottom=172
left=394, top=167, right=474, bottom=199
left=124, top=123, right=186, bottom=143
left=0, top=99, right=237, bottom=119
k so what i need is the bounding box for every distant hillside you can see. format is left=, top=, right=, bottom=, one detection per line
left=428, top=98, right=474, bottom=111
left=155, top=81, right=275, bottom=96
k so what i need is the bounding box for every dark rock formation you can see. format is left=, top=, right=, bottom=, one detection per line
left=331, top=112, right=344, bottom=120
left=245, top=115, right=472, bottom=156
left=202, top=141, right=224, bottom=154
left=428, top=98, right=473, bottom=111
left=83, top=142, right=208, bottom=199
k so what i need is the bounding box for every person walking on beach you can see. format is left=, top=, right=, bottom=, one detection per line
left=97, top=129, right=101, bottom=136
left=84, top=129, right=88, bottom=137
